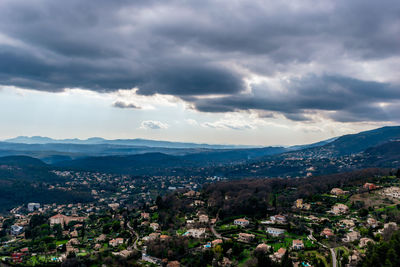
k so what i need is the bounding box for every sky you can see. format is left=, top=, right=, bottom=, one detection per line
left=0, top=0, right=399, bottom=146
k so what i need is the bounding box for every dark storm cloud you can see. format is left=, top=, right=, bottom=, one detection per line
left=0, top=0, right=399, bottom=122
left=193, top=75, right=400, bottom=122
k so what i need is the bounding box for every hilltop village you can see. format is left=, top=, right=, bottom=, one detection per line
left=1, top=169, right=400, bottom=266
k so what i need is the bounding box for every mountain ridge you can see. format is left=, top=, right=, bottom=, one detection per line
left=4, top=136, right=259, bottom=149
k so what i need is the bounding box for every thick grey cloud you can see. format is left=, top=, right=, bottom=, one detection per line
left=0, top=0, right=399, bottom=122
left=193, top=75, right=400, bottom=122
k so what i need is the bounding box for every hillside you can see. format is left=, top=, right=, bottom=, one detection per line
left=258, top=126, right=400, bottom=160
left=0, top=156, right=92, bottom=213
left=360, top=140, right=400, bottom=167
left=322, top=126, right=400, bottom=155
left=53, top=147, right=287, bottom=174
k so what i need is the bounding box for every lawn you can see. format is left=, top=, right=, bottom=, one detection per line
left=303, top=250, right=329, bottom=267
left=335, top=246, right=350, bottom=262
left=237, top=249, right=251, bottom=267
left=187, top=240, right=200, bottom=249
left=56, top=240, right=69, bottom=246
left=217, top=224, right=238, bottom=231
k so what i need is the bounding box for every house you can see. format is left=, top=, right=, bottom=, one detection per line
left=113, top=249, right=133, bottom=258
left=234, top=218, right=250, bottom=227
left=384, top=222, right=398, bottom=230
left=160, top=234, right=170, bottom=241
left=382, top=222, right=398, bottom=234
left=382, top=186, right=400, bottom=198
left=49, top=214, right=86, bottom=227
left=359, top=237, right=374, bottom=248
left=349, top=250, right=361, bottom=265
left=255, top=243, right=270, bottom=252
left=193, top=200, right=205, bottom=206
left=295, top=199, right=303, bottom=209
left=150, top=223, right=159, bottom=231
left=270, top=215, right=287, bottom=224
left=70, top=230, right=78, bottom=238
left=321, top=228, right=334, bottom=238
left=238, top=233, right=255, bottom=243
left=50, top=214, right=67, bottom=226
left=272, top=248, right=286, bottom=262
left=143, top=232, right=160, bottom=241
left=330, top=188, right=346, bottom=195
left=343, top=231, right=360, bottom=242
left=294, top=199, right=312, bottom=210
left=141, top=213, right=150, bottom=220
left=11, top=225, right=24, bottom=235
left=367, top=217, right=378, bottom=228
left=363, top=183, right=377, bottom=190
left=96, top=234, right=107, bottom=242
left=222, top=257, right=232, bottom=266
left=183, top=190, right=197, bottom=197
left=68, top=238, right=80, bottom=246
left=27, top=203, right=40, bottom=212
left=212, top=239, right=223, bottom=246
left=184, top=228, right=206, bottom=238
left=292, top=239, right=304, bottom=250
left=108, top=203, right=120, bottom=210
left=167, top=261, right=180, bottom=267
left=331, top=203, right=349, bottom=215
left=186, top=219, right=195, bottom=226
left=199, top=214, right=209, bottom=223
left=109, top=238, right=124, bottom=247
left=267, top=227, right=285, bottom=237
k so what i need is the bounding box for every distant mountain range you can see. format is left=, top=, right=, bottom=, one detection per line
left=1, top=134, right=338, bottom=164
left=51, top=126, right=400, bottom=176
left=1, top=126, right=400, bottom=176
left=4, top=136, right=259, bottom=149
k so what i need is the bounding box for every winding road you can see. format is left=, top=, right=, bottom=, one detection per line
left=127, top=221, right=139, bottom=251
left=306, top=227, right=336, bottom=267
left=330, top=248, right=337, bottom=267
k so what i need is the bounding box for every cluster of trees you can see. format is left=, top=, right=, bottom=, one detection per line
left=155, top=194, right=197, bottom=230
left=203, top=168, right=390, bottom=218
left=359, top=230, right=400, bottom=266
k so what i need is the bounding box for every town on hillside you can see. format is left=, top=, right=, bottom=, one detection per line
left=1, top=169, right=400, bottom=266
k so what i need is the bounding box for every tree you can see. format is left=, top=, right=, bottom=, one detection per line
left=254, top=249, right=274, bottom=267
left=281, top=251, right=293, bottom=267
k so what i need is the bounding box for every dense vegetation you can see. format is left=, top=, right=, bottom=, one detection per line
left=359, top=230, right=400, bottom=267
left=203, top=168, right=390, bottom=218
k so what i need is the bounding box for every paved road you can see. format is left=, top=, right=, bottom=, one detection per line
left=210, top=223, right=223, bottom=239
left=306, top=227, right=336, bottom=267
left=330, top=248, right=337, bottom=267
left=127, top=222, right=162, bottom=266
left=127, top=222, right=139, bottom=251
